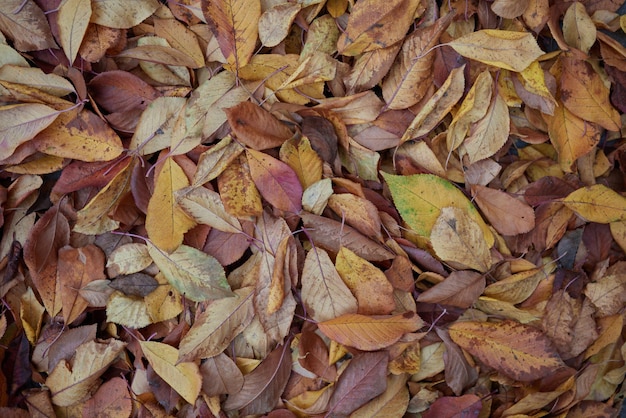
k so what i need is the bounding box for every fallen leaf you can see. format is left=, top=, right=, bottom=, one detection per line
left=226, top=102, right=294, bottom=150
left=471, top=184, right=536, bottom=235
left=430, top=207, right=493, bottom=272
left=562, top=184, right=626, bottom=223
left=448, top=320, right=565, bottom=382
left=148, top=243, right=233, bottom=302
left=337, top=0, right=421, bottom=56
left=145, top=155, right=196, bottom=252
left=0, top=104, right=59, bottom=159
left=46, top=339, right=126, bottom=406
left=203, top=0, right=260, bottom=71
left=448, top=30, right=544, bottom=72
left=300, top=247, right=358, bottom=323
left=222, top=342, right=292, bottom=415
left=0, top=0, right=57, bottom=51
left=90, top=0, right=160, bottom=29
left=335, top=246, right=395, bottom=315
left=57, top=0, right=91, bottom=64
left=382, top=173, right=494, bottom=246
left=178, top=287, right=254, bottom=361
left=140, top=341, right=202, bottom=405
left=326, top=351, right=389, bottom=416
left=318, top=311, right=424, bottom=351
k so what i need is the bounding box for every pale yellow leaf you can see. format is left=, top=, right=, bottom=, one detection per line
left=430, top=207, right=493, bottom=272
left=57, top=0, right=91, bottom=64
left=0, top=104, right=58, bottom=158
left=301, top=248, right=358, bottom=322
left=91, top=0, right=160, bottom=29
left=448, top=30, right=544, bottom=72
left=563, top=2, right=596, bottom=54
left=46, top=339, right=126, bottom=406
left=178, top=287, right=254, bottom=361
left=176, top=186, right=242, bottom=233
left=258, top=2, right=301, bottom=48
left=460, top=92, right=510, bottom=164
left=106, top=291, right=152, bottom=328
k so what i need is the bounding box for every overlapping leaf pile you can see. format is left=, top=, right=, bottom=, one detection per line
left=1, top=0, right=626, bottom=416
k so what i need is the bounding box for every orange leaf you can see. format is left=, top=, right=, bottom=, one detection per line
left=226, top=102, right=294, bottom=150
left=471, top=184, right=536, bottom=235
left=448, top=320, right=565, bottom=381
left=318, top=312, right=424, bottom=351
left=559, top=56, right=621, bottom=131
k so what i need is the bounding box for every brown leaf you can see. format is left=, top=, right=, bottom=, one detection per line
left=226, top=102, right=294, bottom=151
left=222, top=342, right=292, bottom=415
left=0, top=1, right=57, bottom=51
left=471, top=184, right=536, bottom=235
left=200, top=352, right=244, bottom=396
left=326, top=351, right=389, bottom=416
left=300, top=212, right=395, bottom=262
left=422, top=394, right=482, bottom=418
left=337, top=0, right=421, bottom=56
left=417, top=270, right=485, bottom=308
left=23, top=203, right=70, bottom=316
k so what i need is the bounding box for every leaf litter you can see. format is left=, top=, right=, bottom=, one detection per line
left=1, top=0, right=626, bottom=416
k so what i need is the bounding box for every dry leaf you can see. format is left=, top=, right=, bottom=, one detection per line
left=145, top=155, right=196, bottom=252
left=449, top=320, right=565, bottom=381
left=318, top=312, right=424, bottom=351
left=448, top=30, right=544, bottom=72
left=140, top=341, right=202, bottom=405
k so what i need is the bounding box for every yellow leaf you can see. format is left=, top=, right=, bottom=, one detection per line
left=33, top=108, right=124, bottom=162
left=562, top=184, right=626, bottom=223
left=335, top=247, right=395, bottom=315
left=140, top=341, right=202, bottom=405
left=145, top=273, right=183, bottom=323
left=545, top=100, right=600, bottom=172
left=446, top=70, right=493, bottom=152
left=328, top=193, right=383, bottom=241
left=337, top=0, right=421, bottom=56
left=448, top=30, right=544, bottom=72
left=20, top=287, right=45, bottom=344
left=0, top=65, right=75, bottom=97
left=145, top=156, right=196, bottom=253
left=176, top=186, right=242, bottom=233
left=192, top=135, right=244, bottom=187
left=130, top=97, right=187, bottom=155
left=217, top=153, right=263, bottom=219
left=46, top=339, right=126, bottom=406
left=106, top=243, right=152, bottom=277
left=106, top=290, right=152, bottom=328
left=318, top=312, right=424, bottom=351
left=154, top=17, right=205, bottom=68
left=57, top=0, right=91, bottom=64
left=0, top=103, right=58, bottom=158
left=449, top=320, right=564, bottom=382
left=276, top=52, right=337, bottom=91
left=401, top=65, right=465, bottom=142
left=279, top=136, right=323, bottom=190
left=430, top=207, right=493, bottom=272
left=381, top=12, right=453, bottom=109
left=483, top=268, right=546, bottom=304
left=381, top=172, right=494, bottom=246
left=204, top=0, right=261, bottom=70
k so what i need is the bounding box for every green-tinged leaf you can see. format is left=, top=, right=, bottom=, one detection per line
left=381, top=173, right=493, bottom=246
left=148, top=243, right=233, bottom=302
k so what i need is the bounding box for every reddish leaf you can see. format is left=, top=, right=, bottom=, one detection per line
left=326, top=351, right=389, bottom=416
